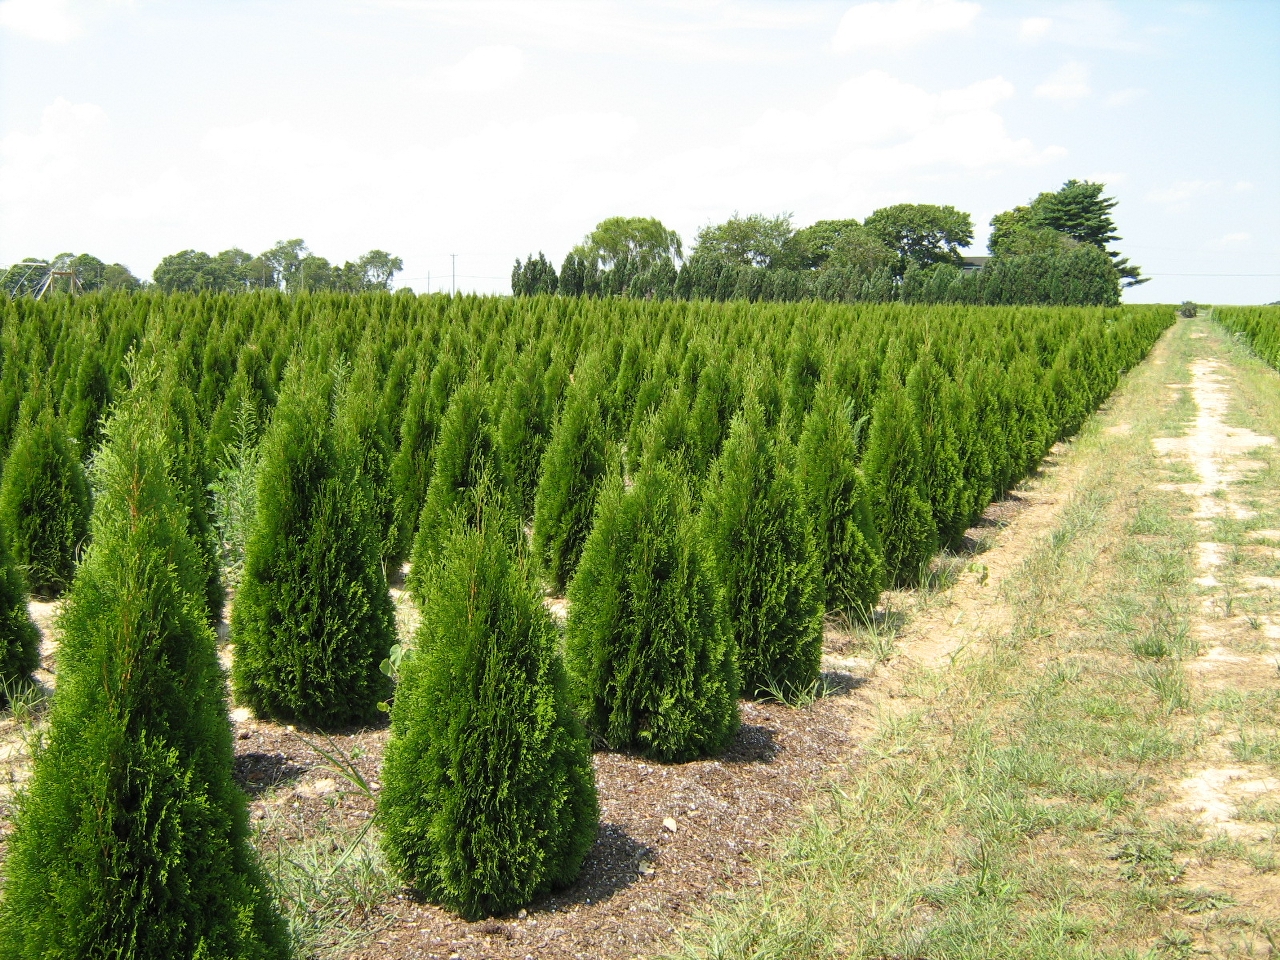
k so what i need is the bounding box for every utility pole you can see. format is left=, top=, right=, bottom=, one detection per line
left=451, top=253, right=456, bottom=297
left=427, top=270, right=431, bottom=295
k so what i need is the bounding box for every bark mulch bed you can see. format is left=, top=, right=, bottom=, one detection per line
left=233, top=667, right=873, bottom=960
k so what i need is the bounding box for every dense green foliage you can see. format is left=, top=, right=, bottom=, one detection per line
left=863, top=378, right=939, bottom=586
left=406, top=378, right=503, bottom=601
left=700, top=400, right=824, bottom=699
left=380, top=518, right=597, bottom=919
left=566, top=464, right=739, bottom=760
left=0, top=393, right=288, bottom=959
left=796, top=381, right=884, bottom=613
left=0, top=515, right=38, bottom=702
left=532, top=375, right=609, bottom=593
left=1215, top=306, right=1280, bottom=370
left=0, top=291, right=1172, bottom=639
left=232, top=366, right=395, bottom=729
left=0, top=403, right=90, bottom=597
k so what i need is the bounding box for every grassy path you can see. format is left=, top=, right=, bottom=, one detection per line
left=667, top=314, right=1280, bottom=960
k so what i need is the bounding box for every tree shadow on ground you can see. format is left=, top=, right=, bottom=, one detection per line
left=233, top=751, right=309, bottom=796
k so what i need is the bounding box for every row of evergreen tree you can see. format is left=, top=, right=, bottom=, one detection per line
left=1214, top=305, right=1280, bottom=371
left=513, top=245, right=1121, bottom=306
left=0, top=291, right=1174, bottom=943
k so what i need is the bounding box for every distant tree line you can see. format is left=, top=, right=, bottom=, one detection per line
left=1, top=254, right=143, bottom=298
left=513, top=180, right=1145, bottom=307
left=3, top=240, right=403, bottom=298
left=152, top=240, right=403, bottom=294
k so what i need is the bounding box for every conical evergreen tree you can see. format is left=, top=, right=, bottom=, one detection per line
left=796, top=381, right=885, bottom=614
left=0, top=401, right=91, bottom=597
left=532, top=380, right=608, bottom=594
left=232, top=364, right=395, bottom=729
left=335, top=356, right=400, bottom=564
left=906, top=350, right=969, bottom=545
left=566, top=464, right=738, bottom=761
left=700, top=400, right=823, bottom=700
left=407, top=378, right=507, bottom=602
left=379, top=512, right=597, bottom=920
left=0, top=392, right=289, bottom=959
left=0, top=516, right=38, bottom=704
left=862, top=378, right=938, bottom=585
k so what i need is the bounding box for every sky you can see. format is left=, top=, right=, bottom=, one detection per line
left=1, top=0, right=1277, bottom=303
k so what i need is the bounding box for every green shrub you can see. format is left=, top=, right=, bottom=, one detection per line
left=379, top=516, right=597, bottom=920
left=796, top=381, right=884, bottom=613
left=862, top=378, right=938, bottom=585
left=0, top=393, right=289, bottom=959
left=532, top=379, right=608, bottom=593
left=566, top=464, right=738, bottom=760
left=231, top=365, right=395, bottom=729
left=907, top=351, right=970, bottom=545
left=0, top=516, right=37, bottom=703
left=0, top=404, right=90, bottom=597
left=335, top=361, right=399, bottom=564
left=407, top=378, right=502, bottom=602
left=700, top=400, right=823, bottom=700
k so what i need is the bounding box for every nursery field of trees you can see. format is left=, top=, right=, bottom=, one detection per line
left=0, top=289, right=1179, bottom=955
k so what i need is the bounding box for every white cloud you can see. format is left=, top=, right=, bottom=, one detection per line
left=1105, top=87, right=1145, bottom=107
left=1145, top=179, right=1220, bottom=208
left=0, top=0, right=80, bottom=42
left=833, top=0, right=980, bottom=53
left=433, top=44, right=525, bottom=93
left=1019, top=17, right=1052, bottom=41
left=0, top=97, right=108, bottom=202
left=1234, top=181, right=1253, bottom=192
left=1216, top=232, right=1251, bottom=246
left=1034, top=61, right=1091, bottom=101
left=714, top=70, right=1061, bottom=203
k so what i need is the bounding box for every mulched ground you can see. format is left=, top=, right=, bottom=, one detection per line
left=233, top=666, right=874, bottom=960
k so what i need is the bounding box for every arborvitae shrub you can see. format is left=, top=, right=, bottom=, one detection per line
left=0, top=395, right=289, bottom=959
left=796, top=382, right=885, bottom=614
left=0, top=404, right=90, bottom=597
left=145, top=361, right=226, bottom=624
left=565, top=464, right=738, bottom=760
left=232, top=365, right=395, bottom=729
left=335, top=363, right=399, bottom=564
left=0, top=518, right=38, bottom=703
left=532, top=381, right=608, bottom=594
left=906, top=352, right=970, bottom=545
left=408, top=379, right=513, bottom=601
left=700, top=401, right=823, bottom=700
left=379, top=516, right=597, bottom=920
left=862, top=378, right=938, bottom=585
